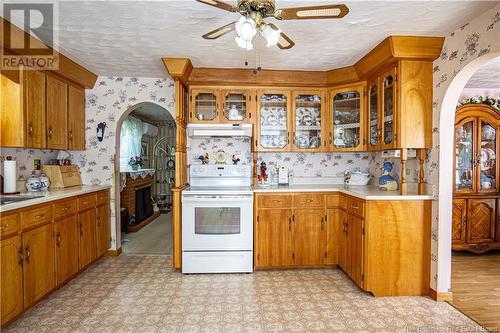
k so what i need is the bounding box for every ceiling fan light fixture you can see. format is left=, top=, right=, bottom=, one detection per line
left=260, top=24, right=281, bottom=47
left=235, top=16, right=257, bottom=41
left=235, top=36, right=253, bottom=50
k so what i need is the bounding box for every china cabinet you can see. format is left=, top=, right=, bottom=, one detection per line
left=255, top=90, right=292, bottom=152
left=452, top=104, right=500, bottom=253
left=292, top=91, right=326, bottom=152
left=329, top=84, right=365, bottom=151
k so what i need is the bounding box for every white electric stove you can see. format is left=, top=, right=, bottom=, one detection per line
left=182, top=165, right=253, bottom=273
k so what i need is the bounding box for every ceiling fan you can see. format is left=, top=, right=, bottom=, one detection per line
left=197, top=0, right=349, bottom=50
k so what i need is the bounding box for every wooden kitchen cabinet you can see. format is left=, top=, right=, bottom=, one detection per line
left=96, top=203, right=111, bottom=257
left=367, top=78, right=380, bottom=151
left=22, top=223, right=55, bottom=308
left=292, top=91, right=327, bottom=152
left=293, top=209, right=325, bottom=266
left=67, top=85, right=86, bottom=150
left=221, top=89, right=254, bottom=124
left=255, top=209, right=293, bottom=267
left=255, top=90, right=292, bottom=152
left=325, top=208, right=343, bottom=265
left=46, top=75, right=68, bottom=149
left=78, top=209, right=97, bottom=269
left=346, top=213, right=364, bottom=287
left=25, top=70, right=47, bottom=149
left=329, top=84, right=365, bottom=151
left=54, top=215, right=79, bottom=285
left=467, top=199, right=496, bottom=244
left=452, top=199, right=467, bottom=244
left=1, top=235, right=23, bottom=326
left=190, top=89, right=220, bottom=123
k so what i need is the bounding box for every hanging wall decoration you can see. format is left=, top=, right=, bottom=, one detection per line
left=97, top=122, right=107, bottom=142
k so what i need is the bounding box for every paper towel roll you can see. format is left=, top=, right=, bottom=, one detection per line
left=3, top=160, right=17, bottom=193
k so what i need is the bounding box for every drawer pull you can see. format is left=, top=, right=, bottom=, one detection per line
left=34, top=214, right=45, bottom=220
left=0, top=224, right=8, bottom=230
left=351, top=204, right=359, bottom=209
left=25, top=246, right=30, bottom=263
left=99, top=196, right=104, bottom=200
left=272, top=200, right=281, bottom=203
left=63, top=206, right=69, bottom=211
left=306, top=199, right=314, bottom=203
left=82, top=201, right=88, bottom=205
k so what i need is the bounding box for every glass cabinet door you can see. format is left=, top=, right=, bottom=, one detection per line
left=259, top=93, right=289, bottom=150
left=382, top=71, right=395, bottom=147
left=368, top=81, right=379, bottom=149
left=478, top=120, right=497, bottom=192
left=223, top=91, right=249, bottom=122
left=332, top=89, right=362, bottom=149
left=294, top=93, right=322, bottom=150
left=192, top=91, right=218, bottom=122
left=455, top=120, right=475, bottom=192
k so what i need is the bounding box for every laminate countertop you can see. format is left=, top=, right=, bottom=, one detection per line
left=253, top=184, right=434, bottom=201
left=0, top=185, right=111, bottom=213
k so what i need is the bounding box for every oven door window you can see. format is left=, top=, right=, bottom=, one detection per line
left=195, top=207, right=241, bottom=234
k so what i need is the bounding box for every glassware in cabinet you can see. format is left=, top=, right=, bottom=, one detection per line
left=367, top=80, right=379, bottom=150
left=191, top=90, right=219, bottom=122
left=455, top=119, right=475, bottom=192
left=381, top=69, right=396, bottom=148
left=222, top=91, right=251, bottom=123
left=331, top=87, right=363, bottom=150
left=293, top=93, right=323, bottom=150
left=257, top=92, right=290, bottom=150
left=478, top=120, right=497, bottom=192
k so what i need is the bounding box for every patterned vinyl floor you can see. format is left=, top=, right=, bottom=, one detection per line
left=4, top=255, right=483, bottom=333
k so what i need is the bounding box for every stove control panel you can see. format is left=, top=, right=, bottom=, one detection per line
left=190, top=165, right=252, bottom=178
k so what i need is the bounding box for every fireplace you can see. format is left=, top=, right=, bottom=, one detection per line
left=135, top=185, right=153, bottom=223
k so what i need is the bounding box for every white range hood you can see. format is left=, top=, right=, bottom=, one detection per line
left=187, top=124, right=252, bottom=138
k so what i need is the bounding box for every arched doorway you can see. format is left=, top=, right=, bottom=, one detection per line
left=114, top=102, right=176, bottom=254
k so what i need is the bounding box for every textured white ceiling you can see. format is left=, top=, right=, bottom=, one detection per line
left=465, top=56, right=500, bottom=88
left=7, top=1, right=498, bottom=77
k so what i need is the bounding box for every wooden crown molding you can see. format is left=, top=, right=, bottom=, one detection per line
left=0, top=18, right=98, bottom=88
left=162, top=57, right=193, bottom=85
left=164, top=35, right=444, bottom=87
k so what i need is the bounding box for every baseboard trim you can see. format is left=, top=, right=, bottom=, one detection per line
left=105, top=247, right=122, bottom=257
left=429, top=288, right=453, bottom=302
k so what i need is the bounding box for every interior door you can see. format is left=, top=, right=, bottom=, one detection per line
left=24, top=70, right=46, bottom=148
left=454, top=117, right=477, bottom=194
left=22, top=223, right=55, bottom=307
left=1, top=235, right=23, bottom=325
left=256, top=90, right=292, bottom=152
left=367, top=79, right=380, bottom=151
left=325, top=208, right=345, bottom=265
left=467, top=199, right=496, bottom=244
left=46, top=75, right=68, bottom=149
left=451, top=199, right=467, bottom=244
left=293, top=209, right=324, bottom=266
left=55, top=215, right=79, bottom=285
left=255, top=209, right=293, bottom=267
left=67, top=85, right=86, bottom=150
left=96, top=204, right=111, bottom=257
left=380, top=68, right=397, bottom=149
left=78, top=209, right=97, bottom=269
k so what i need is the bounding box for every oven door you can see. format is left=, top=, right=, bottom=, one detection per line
left=182, top=194, right=253, bottom=251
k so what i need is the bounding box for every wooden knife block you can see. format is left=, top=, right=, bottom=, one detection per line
left=42, top=165, right=82, bottom=188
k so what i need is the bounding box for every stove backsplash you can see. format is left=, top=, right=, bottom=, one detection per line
left=188, top=137, right=253, bottom=166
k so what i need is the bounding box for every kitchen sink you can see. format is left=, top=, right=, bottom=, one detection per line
left=0, top=195, right=40, bottom=205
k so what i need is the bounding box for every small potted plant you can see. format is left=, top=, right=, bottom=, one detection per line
left=128, top=156, right=143, bottom=171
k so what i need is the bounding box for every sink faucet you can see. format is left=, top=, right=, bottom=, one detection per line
left=344, top=170, right=351, bottom=186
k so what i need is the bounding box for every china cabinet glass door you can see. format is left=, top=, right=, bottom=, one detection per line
left=478, top=120, right=497, bottom=192
left=368, top=81, right=379, bottom=150
left=382, top=70, right=396, bottom=147
left=192, top=90, right=218, bottom=122
left=455, top=119, right=476, bottom=192
left=332, top=88, right=362, bottom=150
left=258, top=92, right=289, bottom=150
left=293, top=93, right=322, bottom=150
left=222, top=91, right=249, bottom=123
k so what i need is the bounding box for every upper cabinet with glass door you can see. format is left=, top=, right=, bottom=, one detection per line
left=367, top=79, right=380, bottom=151
left=478, top=119, right=498, bottom=193
left=221, top=90, right=254, bottom=124
left=454, top=117, right=476, bottom=193
left=190, top=89, right=220, bottom=123
left=329, top=85, right=365, bottom=151
left=292, top=91, right=325, bottom=152
left=380, top=68, right=397, bottom=149
left=256, top=91, right=291, bottom=152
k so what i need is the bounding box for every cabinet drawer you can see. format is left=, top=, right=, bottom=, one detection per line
left=96, top=190, right=109, bottom=206
left=53, top=199, right=77, bottom=219
left=257, top=194, right=292, bottom=209
left=347, top=197, right=365, bottom=217
left=78, top=194, right=96, bottom=212
left=0, top=212, right=20, bottom=237
left=294, top=193, right=324, bottom=208
left=21, top=205, right=53, bottom=229
left=325, top=194, right=346, bottom=209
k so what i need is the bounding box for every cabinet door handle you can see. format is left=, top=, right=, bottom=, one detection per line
left=80, top=223, right=84, bottom=235
left=69, top=129, right=73, bottom=140
left=56, top=232, right=62, bottom=247
left=289, top=217, right=292, bottom=231
left=321, top=217, right=324, bottom=230
left=28, top=123, right=34, bottom=136
left=48, top=126, right=53, bottom=137
left=25, top=246, right=30, bottom=263
left=18, top=249, right=24, bottom=266
left=329, top=132, right=333, bottom=145
left=97, top=217, right=101, bottom=227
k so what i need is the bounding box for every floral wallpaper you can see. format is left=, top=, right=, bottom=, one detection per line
left=188, top=137, right=253, bottom=166
left=429, top=5, right=500, bottom=292
left=69, top=76, right=175, bottom=250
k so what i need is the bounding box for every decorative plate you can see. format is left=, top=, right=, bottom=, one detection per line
left=167, top=159, right=175, bottom=170
left=214, top=149, right=227, bottom=164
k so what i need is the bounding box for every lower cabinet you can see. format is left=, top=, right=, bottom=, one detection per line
left=345, top=213, right=363, bottom=287
left=96, top=204, right=111, bottom=257
left=78, top=209, right=97, bottom=269
left=55, top=215, right=79, bottom=285
left=255, top=209, right=293, bottom=267
left=1, top=235, right=23, bottom=326
left=293, top=209, right=325, bottom=266
left=22, top=223, right=55, bottom=308
left=452, top=197, right=499, bottom=252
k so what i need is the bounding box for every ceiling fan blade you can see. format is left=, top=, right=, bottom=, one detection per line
left=274, top=4, right=349, bottom=20
left=202, top=21, right=237, bottom=39
left=268, top=24, right=295, bottom=50
left=196, top=0, right=238, bottom=12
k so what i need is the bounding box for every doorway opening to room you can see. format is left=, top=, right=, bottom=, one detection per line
left=117, top=102, right=176, bottom=255
left=450, top=56, right=500, bottom=330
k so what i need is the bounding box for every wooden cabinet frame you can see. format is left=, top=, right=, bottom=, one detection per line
left=189, top=88, right=221, bottom=123
left=366, top=78, right=381, bottom=151
left=291, top=90, right=328, bottom=152
left=220, top=89, right=255, bottom=124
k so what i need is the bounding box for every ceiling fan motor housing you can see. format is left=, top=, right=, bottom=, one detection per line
left=238, top=0, right=276, bottom=18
